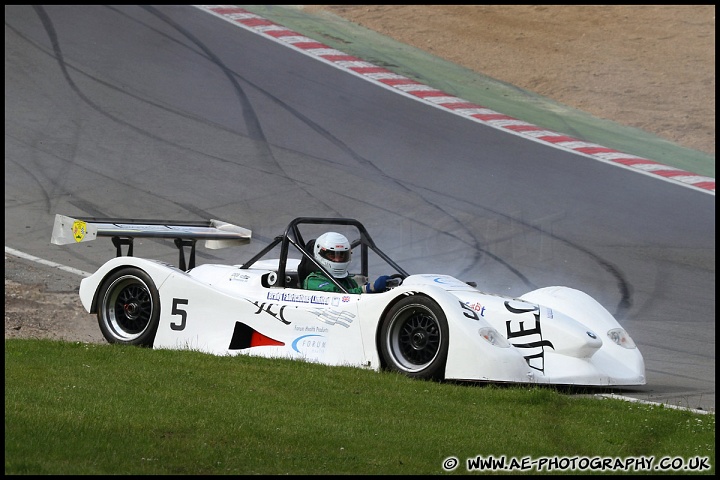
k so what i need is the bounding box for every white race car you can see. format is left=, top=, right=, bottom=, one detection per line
left=51, top=214, right=645, bottom=386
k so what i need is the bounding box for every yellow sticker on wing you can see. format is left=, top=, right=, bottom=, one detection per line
left=72, top=220, right=88, bottom=242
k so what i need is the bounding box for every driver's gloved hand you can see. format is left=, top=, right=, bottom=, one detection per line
left=364, top=275, right=391, bottom=293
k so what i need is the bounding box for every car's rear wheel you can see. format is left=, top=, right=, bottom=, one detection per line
left=380, top=295, right=449, bottom=380
left=97, top=267, right=160, bottom=346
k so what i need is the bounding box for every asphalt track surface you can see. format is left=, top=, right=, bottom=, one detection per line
left=4, top=5, right=715, bottom=413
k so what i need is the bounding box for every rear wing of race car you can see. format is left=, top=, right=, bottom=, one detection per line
left=50, top=214, right=252, bottom=270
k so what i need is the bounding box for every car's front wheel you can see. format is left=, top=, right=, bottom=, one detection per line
left=96, top=267, right=160, bottom=346
left=380, top=295, right=449, bottom=380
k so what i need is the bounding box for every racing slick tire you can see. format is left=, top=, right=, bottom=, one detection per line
left=97, top=267, right=160, bottom=347
left=380, top=295, right=449, bottom=380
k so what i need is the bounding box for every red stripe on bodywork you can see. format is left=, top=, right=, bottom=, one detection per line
left=250, top=331, right=285, bottom=348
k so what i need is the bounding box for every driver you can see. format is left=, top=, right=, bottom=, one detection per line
left=303, top=231, right=391, bottom=294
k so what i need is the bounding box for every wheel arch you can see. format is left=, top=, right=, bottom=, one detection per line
left=88, top=264, right=139, bottom=314
left=81, top=257, right=177, bottom=314
left=373, top=286, right=535, bottom=383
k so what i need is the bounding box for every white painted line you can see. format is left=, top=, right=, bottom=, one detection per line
left=5, top=246, right=92, bottom=277
left=596, top=393, right=714, bottom=415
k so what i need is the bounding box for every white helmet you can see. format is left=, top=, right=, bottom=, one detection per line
left=314, top=232, right=351, bottom=278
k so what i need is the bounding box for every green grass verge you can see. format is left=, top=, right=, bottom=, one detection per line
left=5, top=339, right=714, bottom=474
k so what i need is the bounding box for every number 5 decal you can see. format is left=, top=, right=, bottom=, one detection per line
left=171, top=298, right=188, bottom=331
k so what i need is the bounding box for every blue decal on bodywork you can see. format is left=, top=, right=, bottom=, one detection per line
left=292, top=334, right=325, bottom=353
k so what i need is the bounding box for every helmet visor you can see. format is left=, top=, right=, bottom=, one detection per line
left=319, top=249, right=350, bottom=263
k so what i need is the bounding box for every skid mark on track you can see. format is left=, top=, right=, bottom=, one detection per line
left=196, top=5, right=714, bottom=197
